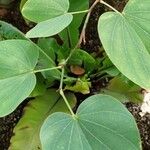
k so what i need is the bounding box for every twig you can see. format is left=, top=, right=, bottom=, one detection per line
left=59, top=67, right=76, bottom=117
left=65, top=0, right=100, bottom=64
left=78, top=0, right=100, bottom=47
left=34, top=66, right=61, bottom=73
left=58, top=0, right=100, bottom=117
left=100, top=0, right=121, bottom=14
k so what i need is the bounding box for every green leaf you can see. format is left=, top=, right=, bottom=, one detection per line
left=38, top=38, right=59, bottom=62
left=9, top=89, right=76, bottom=150
left=0, top=21, right=26, bottom=40
left=60, top=0, right=88, bottom=47
left=26, top=14, right=73, bottom=38
left=22, top=0, right=70, bottom=23
left=0, top=21, right=60, bottom=80
left=37, top=50, right=61, bottom=80
left=68, top=49, right=96, bottom=73
left=40, top=94, right=141, bottom=150
left=98, top=9, right=150, bottom=89
left=20, top=0, right=27, bottom=10
left=101, top=76, right=143, bottom=103
left=65, top=76, right=91, bottom=94
left=123, top=0, right=150, bottom=53
left=0, top=40, right=39, bottom=117
left=29, top=74, right=46, bottom=97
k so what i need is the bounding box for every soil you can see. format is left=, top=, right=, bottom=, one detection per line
left=0, top=0, right=150, bottom=150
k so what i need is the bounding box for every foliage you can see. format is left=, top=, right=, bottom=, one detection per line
left=9, top=89, right=76, bottom=150
left=0, top=0, right=149, bottom=149
left=98, top=0, right=150, bottom=89
left=40, top=95, right=141, bottom=150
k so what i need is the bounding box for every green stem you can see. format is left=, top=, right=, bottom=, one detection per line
left=34, top=66, right=61, bottom=73
left=69, top=9, right=89, bottom=15
left=59, top=68, right=76, bottom=117
left=100, top=0, right=121, bottom=14
left=57, top=0, right=100, bottom=118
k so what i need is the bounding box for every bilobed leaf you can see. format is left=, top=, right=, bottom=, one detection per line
left=0, top=40, right=39, bottom=117
left=9, top=89, right=76, bottom=150
left=26, top=14, right=73, bottom=38
left=98, top=0, right=150, bottom=89
left=40, top=94, right=141, bottom=150
left=22, top=0, right=70, bottom=23
left=0, top=21, right=60, bottom=80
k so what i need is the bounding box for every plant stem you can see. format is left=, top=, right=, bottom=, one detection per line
left=78, top=0, right=100, bottom=47
left=65, top=0, right=100, bottom=64
left=59, top=67, right=65, bottom=90
left=100, top=0, right=121, bottom=14
left=57, top=0, right=100, bottom=117
left=34, top=66, right=61, bottom=73
left=59, top=67, right=76, bottom=117
left=69, top=9, right=89, bottom=15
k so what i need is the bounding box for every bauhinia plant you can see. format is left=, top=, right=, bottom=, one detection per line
left=1, top=0, right=149, bottom=149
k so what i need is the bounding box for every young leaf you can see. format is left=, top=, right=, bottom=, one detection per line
left=68, top=49, right=96, bottom=73
left=65, top=76, right=91, bottom=94
left=9, top=89, right=76, bottom=150
left=22, top=0, right=70, bottom=23
left=98, top=2, right=150, bottom=89
left=40, top=94, right=141, bottom=150
left=26, top=14, right=73, bottom=38
left=0, top=40, right=39, bottom=117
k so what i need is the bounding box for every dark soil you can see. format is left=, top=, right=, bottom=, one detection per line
left=126, top=103, right=150, bottom=150
left=0, top=0, right=150, bottom=150
left=0, top=101, right=28, bottom=150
